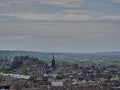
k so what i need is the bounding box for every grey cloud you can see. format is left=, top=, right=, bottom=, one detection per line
left=1, top=10, right=120, bottom=23
left=0, top=22, right=120, bottom=52
left=112, top=0, right=120, bottom=3
left=0, top=0, right=119, bottom=52
left=0, top=2, right=32, bottom=13
left=0, top=22, right=120, bottom=38
left=0, top=0, right=120, bottom=23
left=37, top=0, right=85, bottom=7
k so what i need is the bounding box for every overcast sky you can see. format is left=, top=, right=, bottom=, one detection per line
left=0, top=0, right=120, bottom=53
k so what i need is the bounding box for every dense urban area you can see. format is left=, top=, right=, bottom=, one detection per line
left=0, top=51, right=120, bottom=90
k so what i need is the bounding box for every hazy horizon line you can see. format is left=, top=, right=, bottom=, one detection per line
left=0, top=49, right=120, bottom=54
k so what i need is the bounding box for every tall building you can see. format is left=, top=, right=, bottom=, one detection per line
left=51, top=53, right=55, bottom=69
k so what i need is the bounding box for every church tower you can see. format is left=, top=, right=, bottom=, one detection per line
left=51, top=53, right=55, bottom=69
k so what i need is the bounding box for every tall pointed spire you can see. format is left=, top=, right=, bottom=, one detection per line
left=51, top=53, right=55, bottom=69
left=53, top=53, right=54, bottom=60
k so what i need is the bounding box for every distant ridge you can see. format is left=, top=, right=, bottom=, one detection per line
left=93, top=51, right=120, bottom=56
left=0, top=50, right=120, bottom=61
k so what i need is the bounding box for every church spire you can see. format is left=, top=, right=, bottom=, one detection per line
left=53, top=53, right=54, bottom=60
left=51, top=53, right=55, bottom=69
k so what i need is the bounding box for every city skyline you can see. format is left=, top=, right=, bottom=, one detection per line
left=0, top=0, right=120, bottom=52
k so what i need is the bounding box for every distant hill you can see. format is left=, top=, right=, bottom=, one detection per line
left=93, top=52, right=120, bottom=56
left=0, top=50, right=52, bottom=61
left=0, top=50, right=120, bottom=62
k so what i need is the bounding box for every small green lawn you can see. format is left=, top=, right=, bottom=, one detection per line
left=0, top=69, right=15, bottom=74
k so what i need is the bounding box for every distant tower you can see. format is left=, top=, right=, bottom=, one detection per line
left=51, top=53, right=55, bottom=69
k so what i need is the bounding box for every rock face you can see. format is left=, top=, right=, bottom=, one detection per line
left=9, top=55, right=41, bottom=70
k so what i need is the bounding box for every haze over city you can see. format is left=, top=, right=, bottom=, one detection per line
left=0, top=0, right=120, bottom=52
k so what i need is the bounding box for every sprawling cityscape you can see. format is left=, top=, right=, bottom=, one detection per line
left=0, top=0, right=120, bottom=90
left=0, top=51, right=120, bottom=90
